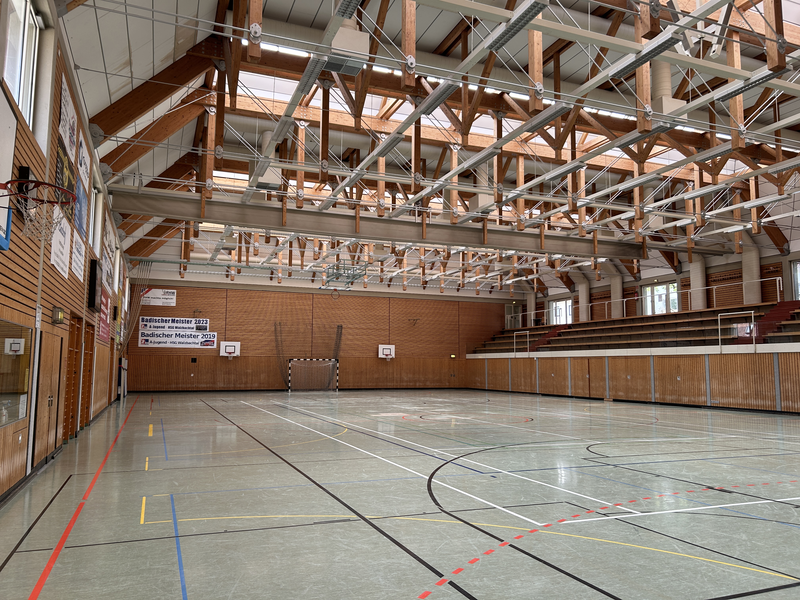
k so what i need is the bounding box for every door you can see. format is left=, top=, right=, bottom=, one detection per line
left=80, top=324, right=95, bottom=428
left=33, top=332, right=62, bottom=466
left=62, top=318, right=82, bottom=442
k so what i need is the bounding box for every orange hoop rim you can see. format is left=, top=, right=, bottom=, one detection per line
left=1, top=180, right=77, bottom=206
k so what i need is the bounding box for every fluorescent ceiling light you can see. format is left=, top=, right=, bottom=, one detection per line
left=617, top=122, right=674, bottom=149
left=296, top=56, right=326, bottom=97
left=739, top=193, right=789, bottom=211
left=486, top=0, right=550, bottom=52
left=374, top=134, right=403, bottom=157
left=609, top=33, right=681, bottom=80
left=692, top=142, right=733, bottom=163
left=684, top=182, right=728, bottom=200
left=714, top=68, right=791, bottom=103
left=769, top=155, right=800, bottom=174
left=335, top=0, right=360, bottom=18
left=542, top=162, right=586, bottom=182
left=418, top=80, right=460, bottom=116
left=618, top=173, right=660, bottom=191
left=522, top=101, right=571, bottom=134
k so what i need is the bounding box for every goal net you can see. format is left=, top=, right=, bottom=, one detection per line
left=288, top=359, right=338, bottom=392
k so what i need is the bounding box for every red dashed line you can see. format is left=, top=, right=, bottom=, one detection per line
left=416, top=479, right=800, bottom=598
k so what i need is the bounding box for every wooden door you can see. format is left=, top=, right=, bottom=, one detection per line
left=47, top=336, right=62, bottom=454
left=62, top=318, right=82, bottom=442
left=80, top=325, right=95, bottom=428
left=33, top=332, right=62, bottom=465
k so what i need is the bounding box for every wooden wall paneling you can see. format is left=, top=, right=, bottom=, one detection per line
left=92, top=344, right=110, bottom=416
left=458, top=302, right=505, bottom=358
left=62, top=318, right=81, bottom=441
left=778, top=354, right=800, bottom=413
left=0, top=421, right=28, bottom=496
left=537, top=357, right=569, bottom=396
left=680, top=277, right=691, bottom=311
left=312, top=295, right=389, bottom=357
left=706, top=269, right=743, bottom=308
left=131, top=286, right=229, bottom=356
left=654, top=356, right=706, bottom=405
left=458, top=359, right=485, bottom=390
left=590, top=292, right=610, bottom=321
left=760, top=263, right=783, bottom=302
left=570, top=357, right=590, bottom=397
left=623, top=287, right=638, bottom=318
left=80, top=324, right=94, bottom=427
left=608, top=357, right=651, bottom=401
left=390, top=298, right=458, bottom=359
left=588, top=357, right=607, bottom=398
left=486, top=358, right=509, bottom=391
left=510, top=358, right=535, bottom=393
left=708, top=354, right=776, bottom=411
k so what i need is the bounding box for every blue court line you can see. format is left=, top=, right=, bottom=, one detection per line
left=170, top=494, right=188, bottom=600
left=161, top=419, right=169, bottom=461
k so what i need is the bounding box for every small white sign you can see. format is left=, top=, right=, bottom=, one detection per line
left=139, top=317, right=209, bottom=331
left=71, top=234, right=85, bottom=282
left=4, top=338, right=24, bottom=355
left=138, top=331, right=217, bottom=348
left=50, top=206, right=71, bottom=280
left=141, top=288, right=177, bottom=306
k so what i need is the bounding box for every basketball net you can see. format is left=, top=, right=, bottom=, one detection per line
left=2, top=180, right=76, bottom=243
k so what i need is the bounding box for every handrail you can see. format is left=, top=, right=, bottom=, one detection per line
left=584, top=297, right=628, bottom=320
left=718, top=310, right=755, bottom=354
left=689, top=277, right=782, bottom=311
left=513, top=330, right=531, bottom=358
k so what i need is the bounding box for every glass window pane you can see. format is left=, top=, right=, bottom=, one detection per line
left=4, top=0, right=26, bottom=102
left=0, top=320, right=33, bottom=429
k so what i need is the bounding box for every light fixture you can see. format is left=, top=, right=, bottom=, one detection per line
left=51, top=307, right=65, bottom=325
left=335, top=0, right=361, bottom=18
left=418, top=80, right=460, bottom=116
left=542, top=161, right=586, bottom=182
left=684, top=183, right=728, bottom=200
left=522, top=102, right=571, bottom=134
left=714, top=68, right=791, bottom=104
left=296, top=56, right=326, bottom=97
left=486, top=0, right=550, bottom=52
left=769, top=155, right=800, bottom=174
left=618, top=173, right=661, bottom=191
left=616, top=122, right=675, bottom=149
left=692, top=142, right=733, bottom=164
left=374, top=133, right=404, bottom=157
left=609, top=32, right=681, bottom=80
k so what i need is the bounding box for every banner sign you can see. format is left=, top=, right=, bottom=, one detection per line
left=141, top=288, right=177, bottom=306
left=138, top=331, right=217, bottom=348
left=98, top=290, right=110, bottom=342
left=50, top=206, right=71, bottom=280
left=139, top=317, right=209, bottom=331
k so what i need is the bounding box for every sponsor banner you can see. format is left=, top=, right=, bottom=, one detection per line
left=71, top=233, right=85, bottom=282
left=102, top=251, right=112, bottom=292
left=139, top=317, right=209, bottom=331
left=138, top=331, right=217, bottom=348
left=141, top=288, right=177, bottom=306
left=98, top=290, right=111, bottom=342
left=58, top=74, right=77, bottom=158
left=50, top=206, right=70, bottom=280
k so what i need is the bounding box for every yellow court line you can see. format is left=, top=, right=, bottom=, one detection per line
left=538, top=530, right=797, bottom=581
left=148, top=424, right=153, bottom=437
left=140, top=497, right=146, bottom=525
left=145, top=457, right=149, bottom=471
left=139, top=512, right=795, bottom=581
left=167, top=427, right=348, bottom=458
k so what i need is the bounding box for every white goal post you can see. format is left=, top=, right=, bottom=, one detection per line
left=288, top=359, right=339, bottom=392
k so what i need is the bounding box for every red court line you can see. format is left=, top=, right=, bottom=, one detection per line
left=29, top=396, right=139, bottom=599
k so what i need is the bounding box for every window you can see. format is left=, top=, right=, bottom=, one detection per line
left=4, top=0, right=41, bottom=124
left=550, top=299, right=572, bottom=325
left=0, top=320, right=33, bottom=429
left=794, top=261, right=800, bottom=300
left=642, top=283, right=679, bottom=315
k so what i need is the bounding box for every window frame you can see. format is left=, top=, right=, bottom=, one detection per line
left=3, top=0, right=41, bottom=125
left=641, top=282, right=679, bottom=316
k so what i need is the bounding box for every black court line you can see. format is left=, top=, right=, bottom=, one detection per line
left=203, top=401, right=479, bottom=600
left=0, top=475, right=72, bottom=574
left=425, top=444, right=623, bottom=600
left=584, top=443, right=787, bottom=458
left=705, top=581, right=800, bottom=599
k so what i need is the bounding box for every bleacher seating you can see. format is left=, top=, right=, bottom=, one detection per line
left=763, top=301, right=800, bottom=343
left=474, top=303, right=778, bottom=354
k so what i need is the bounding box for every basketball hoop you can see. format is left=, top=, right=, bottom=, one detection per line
left=1, top=180, right=76, bottom=243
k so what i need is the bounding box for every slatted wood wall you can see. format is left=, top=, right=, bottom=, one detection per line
left=760, top=263, right=783, bottom=302
left=707, top=269, right=743, bottom=308
left=128, top=286, right=505, bottom=390
left=590, top=291, right=611, bottom=321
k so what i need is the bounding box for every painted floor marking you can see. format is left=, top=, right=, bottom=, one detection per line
left=28, top=396, right=139, bottom=599
left=148, top=424, right=153, bottom=437
left=140, top=497, right=146, bottom=525
left=272, top=403, right=639, bottom=515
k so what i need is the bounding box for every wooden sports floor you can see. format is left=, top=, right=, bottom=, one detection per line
left=1, top=390, right=799, bottom=599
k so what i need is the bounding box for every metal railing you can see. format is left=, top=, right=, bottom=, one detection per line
left=512, top=330, right=531, bottom=357
left=718, top=310, right=756, bottom=354
left=505, top=309, right=550, bottom=330
left=584, top=297, right=629, bottom=320
left=688, top=277, right=782, bottom=311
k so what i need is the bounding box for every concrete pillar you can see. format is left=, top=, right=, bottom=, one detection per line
left=741, top=232, right=762, bottom=304
left=600, top=262, right=624, bottom=318
left=526, top=291, right=537, bottom=325
left=689, top=255, right=707, bottom=310
left=571, top=270, right=590, bottom=322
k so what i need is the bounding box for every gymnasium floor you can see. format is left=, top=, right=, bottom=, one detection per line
left=1, top=390, right=800, bottom=599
